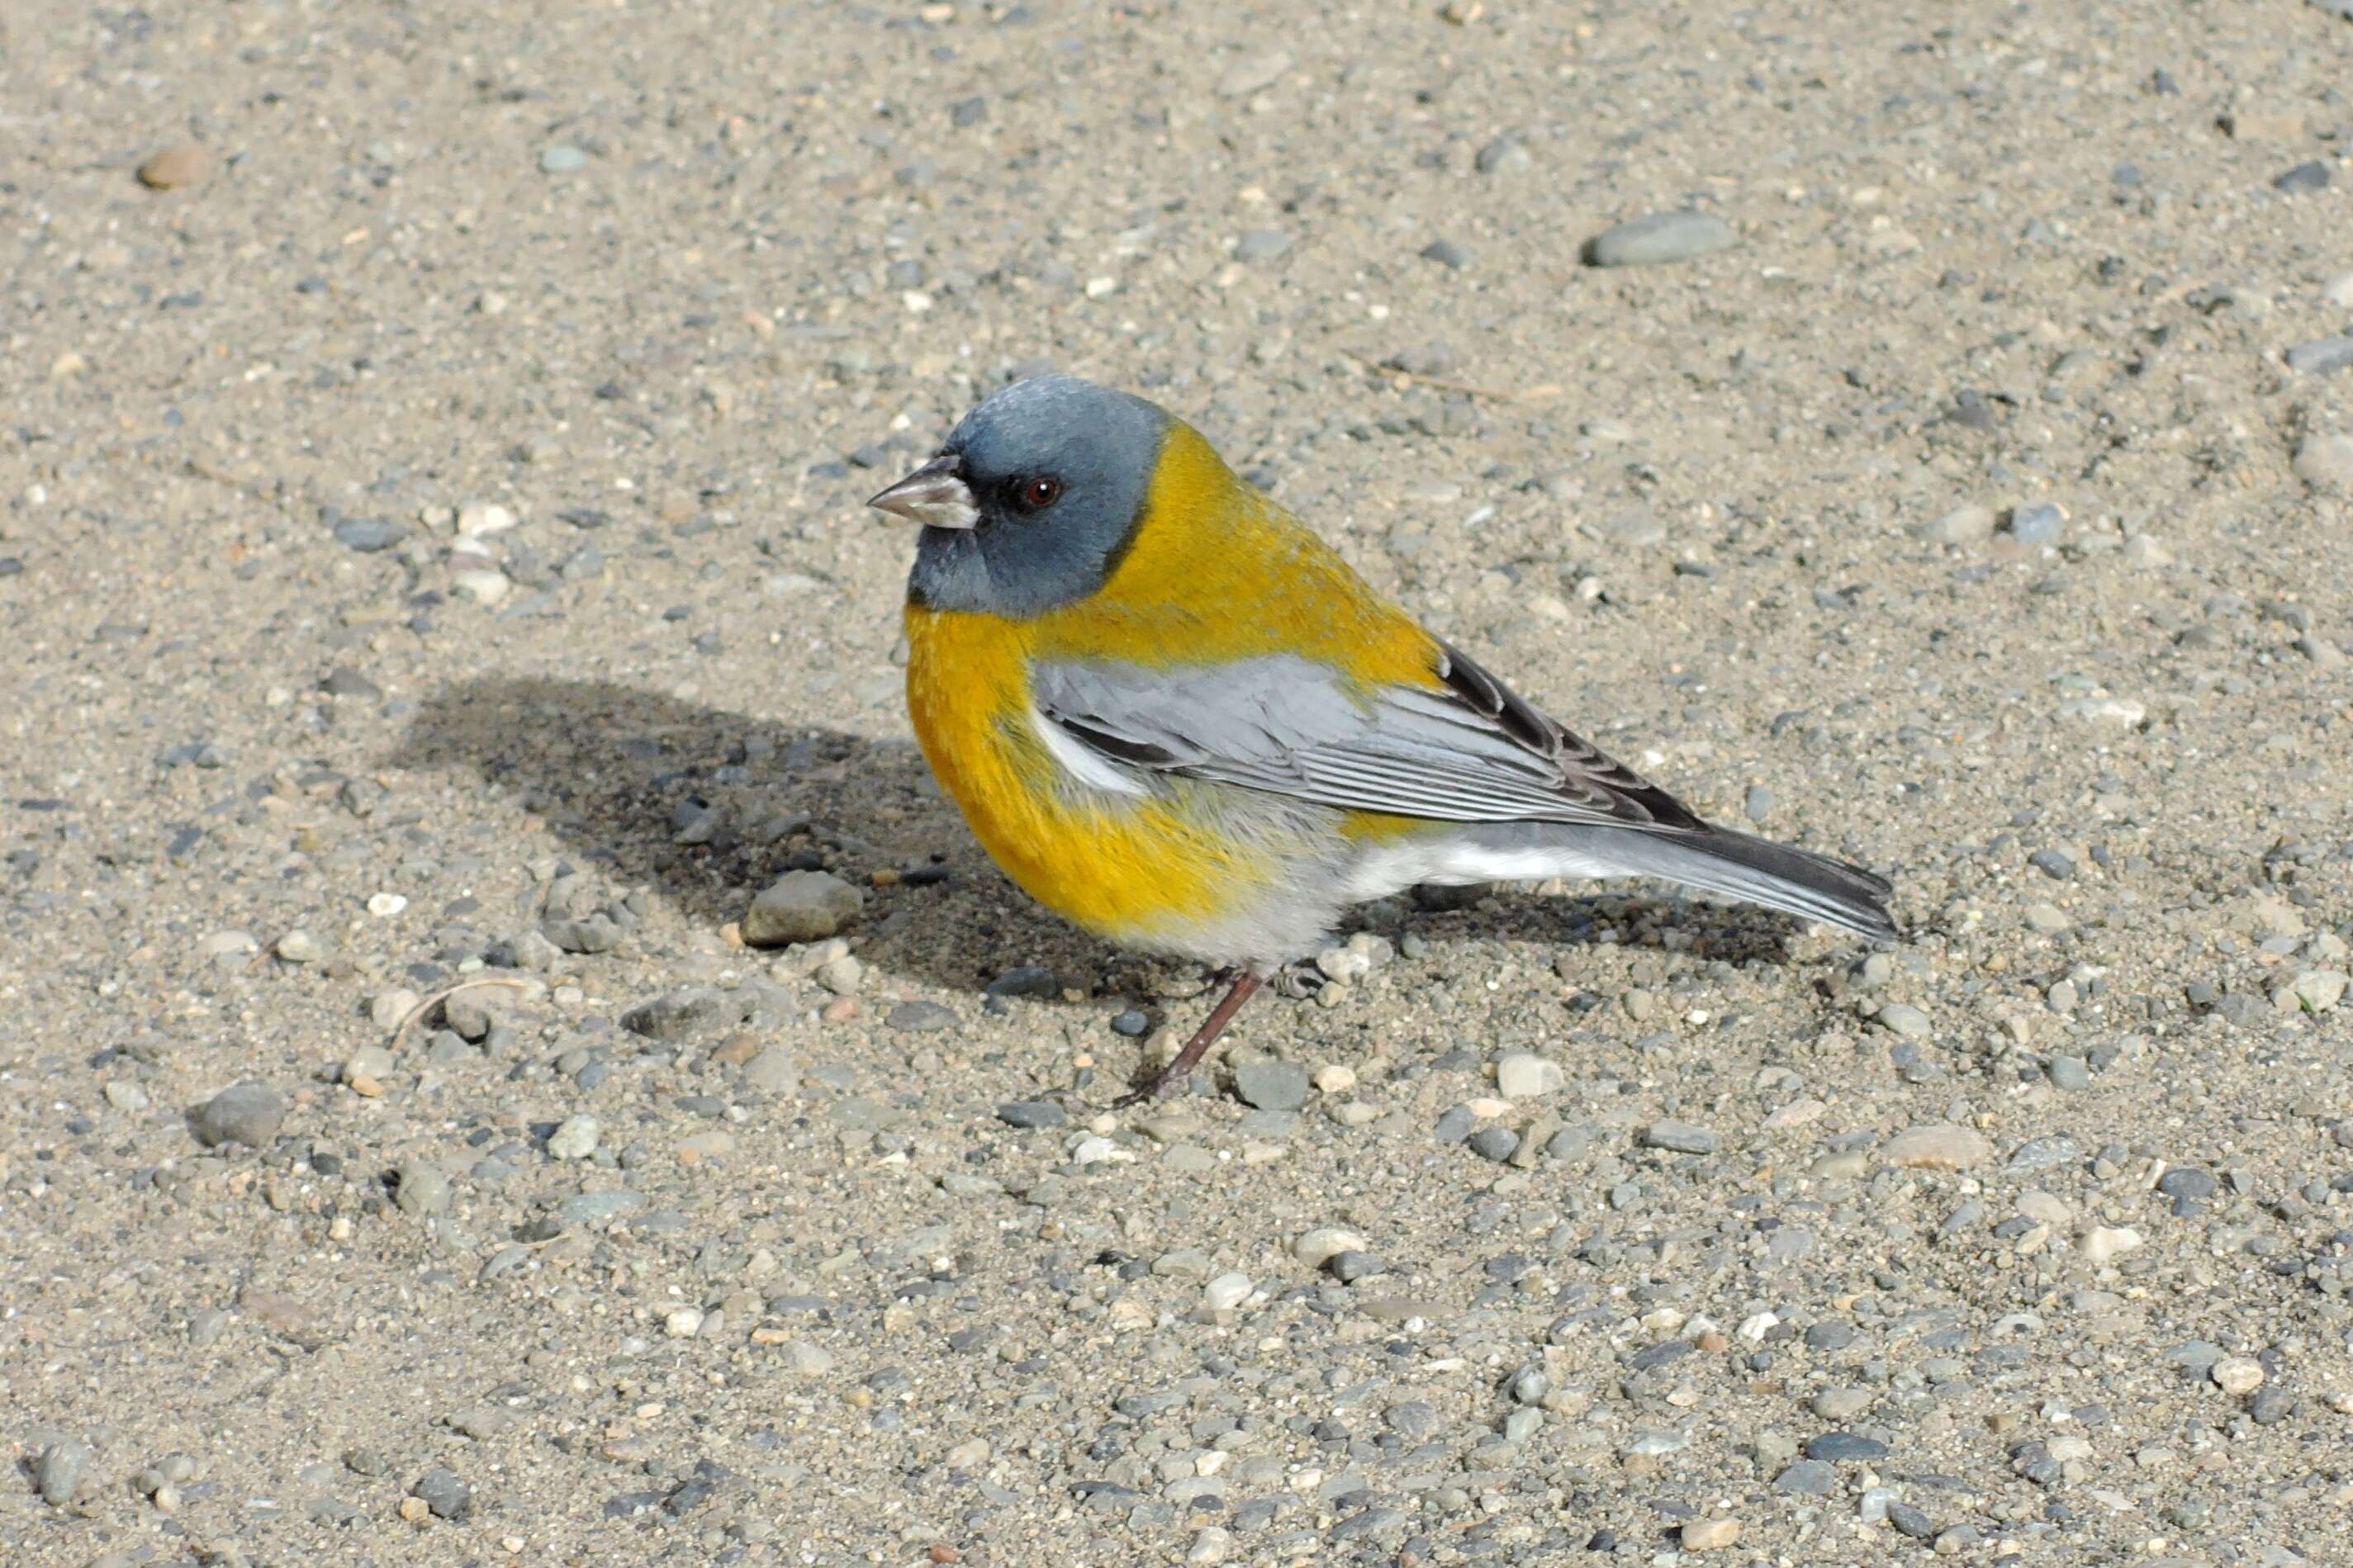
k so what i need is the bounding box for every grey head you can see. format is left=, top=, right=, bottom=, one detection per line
left=868, top=375, right=1172, bottom=617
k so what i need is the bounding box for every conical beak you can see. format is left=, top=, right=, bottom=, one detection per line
left=866, top=452, right=977, bottom=530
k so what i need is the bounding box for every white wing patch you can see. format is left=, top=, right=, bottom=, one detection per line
left=1029, top=703, right=1149, bottom=796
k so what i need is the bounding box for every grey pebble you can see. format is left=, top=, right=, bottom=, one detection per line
left=1420, top=237, right=1473, bottom=270
left=2285, top=335, right=2353, bottom=377
left=1433, top=1104, right=1476, bottom=1144
left=2047, top=1054, right=2092, bottom=1091
left=2006, top=1135, right=2080, bottom=1174
left=996, top=1100, right=1067, bottom=1130
left=1583, top=211, right=1737, bottom=268
left=1233, top=1059, right=1309, bottom=1111
left=743, top=870, right=863, bottom=945
left=1109, top=1009, right=1150, bottom=1037
left=2275, top=161, right=2331, bottom=194
left=888, top=1000, right=957, bottom=1033
left=538, top=144, right=588, bottom=174
left=983, top=966, right=1059, bottom=1002
left=393, top=1160, right=452, bottom=1216
left=1329, top=1249, right=1386, bottom=1283
left=2006, top=503, right=2066, bottom=545
left=1474, top=135, right=1533, bottom=175
left=412, top=1466, right=472, bottom=1520
left=1643, top=1120, right=1720, bottom=1154
left=559, top=1188, right=643, bottom=1225
left=1806, top=1431, right=1890, bottom=1462
left=331, top=514, right=404, bottom=552
left=1468, top=1125, right=1520, bottom=1162
left=1234, top=230, right=1293, bottom=263
left=1888, top=1500, right=1938, bottom=1538
left=1773, top=1459, right=1837, bottom=1495
left=1743, top=784, right=1773, bottom=824
left=2156, top=1167, right=2217, bottom=1201
left=36, top=1438, right=92, bottom=1506
left=189, top=1082, right=285, bottom=1149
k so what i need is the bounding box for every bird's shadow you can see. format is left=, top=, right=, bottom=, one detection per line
left=389, top=677, right=1805, bottom=1005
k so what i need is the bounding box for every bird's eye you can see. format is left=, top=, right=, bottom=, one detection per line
left=1018, top=475, right=1064, bottom=511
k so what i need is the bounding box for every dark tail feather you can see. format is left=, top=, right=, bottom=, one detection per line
left=1611, top=826, right=1900, bottom=942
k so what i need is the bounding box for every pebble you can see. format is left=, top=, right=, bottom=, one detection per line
left=1916, top=503, right=1995, bottom=545
left=1233, top=1059, right=1309, bottom=1111
left=744, top=871, right=864, bottom=945
left=2210, top=1357, right=2265, bottom=1395
left=1475, top=135, right=1534, bottom=175
left=1871, top=1002, right=1932, bottom=1038
left=1774, top=1459, right=1837, bottom=1495
left=1494, top=1051, right=1563, bottom=1098
left=1883, top=1125, right=1992, bottom=1169
left=137, top=142, right=211, bottom=189
left=1215, top=50, right=1292, bottom=99
left=998, top=1101, right=1067, bottom=1130
left=412, top=1466, right=472, bottom=1520
left=2285, top=335, right=2353, bottom=377
left=2023, top=902, right=2072, bottom=932
left=560, top=1189, right=643, bottom=1225
left=394, top=1161, right=453, bottom=1216
left=548, top=1116, right=601, bottom=1161
left=1468, top=1125, right=1520, bottom=1162
left=1680, top=1518, right=1741, bottom=1551
left=888, top=1001, right=957, bottom=1033
left=1887, top=1500, right=1938, bottom=1539
left=2005, top=502, right=2066, bottom=545
left=1807, top=1431, right=1890, bottom=1462
left=2080, top=1225, right=2142, bottom=1266
left=1293, top=1226, right=1369, bottom=1267
left=2007, top=1135, right=2080, bottom=1174
left=2275, top=161, right=2332, bottom=194
left=1420, top=237, right=1473, bottom=270
left=190, top=1082, right=286, bottom=1149
left=1584, top=211, right=1737, bottom=267
left=1643, top=1120, right=1720, bottom=1154
left=36, top=1438, right=92, bottom=1506
left=274, top=929, right=327, bottom=963
left=1203, top=1272, right=1252, bottom=1311
left=1233, top=230, right=1292, bottom=263
left=538, top=144, right=589, bottom=174
left=333, top=515, right=404, bottom=552
left=1743, top=784, right=1773, bottom=824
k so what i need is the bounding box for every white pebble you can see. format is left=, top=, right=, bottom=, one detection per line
left=456, top=500, right=517, bottom=536
left=1495, top=1050, right=1563, bottom=1099
left=664, top=1306, right=704, bottom=1338
left=2080, top=1225, right=2143, bottom=1266
left=1292, top=1227, right=1369, bottom=1267
left=366, top=893, right=409, bottom=917
left=2210, top=1357, right=2265, bottom=1395
left=1203, top=1272, right=1252, bottom=1311
left=548, top=1116, right=601, bottom=1161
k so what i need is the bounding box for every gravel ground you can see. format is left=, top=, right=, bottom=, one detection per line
left=6, top=2, right=2353, bottom=1565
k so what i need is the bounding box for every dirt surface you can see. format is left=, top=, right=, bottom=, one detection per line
left=6, top=2, right=2353, bottom=1565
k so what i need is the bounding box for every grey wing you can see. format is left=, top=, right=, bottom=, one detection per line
left=1030, top=643, right=1705, bottom=831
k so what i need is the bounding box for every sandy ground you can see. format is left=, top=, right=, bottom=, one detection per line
left=5, top=1, right=2353, bottom=1565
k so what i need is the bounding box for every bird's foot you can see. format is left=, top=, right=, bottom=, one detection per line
left=1270, top=959, right=1328, bottom=1002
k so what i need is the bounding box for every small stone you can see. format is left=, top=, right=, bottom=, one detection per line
left=2047, top=1055, right=2091, bottom=1091
left=1916, top=504, right=1995, bottom=545
left=333, top=515, right=405, bottom=552
left=2023, top=902, right=2071, bottom=933
left=665, top=1305, right=705, bottom=1338
left=2288, top=969, right=2350, bottom=1013
left=1420, top=237, right=1473, bottom=269
left=1475, top=135, right=1534, bottom=175
left=1584, top=211, right=1737, bottom=267
left=2285, top=335, right=2353, bottom=377
left=2211, top=1357, right=2265, bottom=1395
left=2005, top=502, right=2066, bottom=545
left=138, top=142, right=211, bottom=189
left=1495, top=1051, right=1563, bottom=1098
left=2275, top=161, right=2332, bottom=194
left=1644, top=1120, right=1720, bottom=1154
left=190, top=1082, right=286, bottom=1149
left=1215, top=50, right=1292, bottom=99
left=1887, top=1501, right=1938, bottom=1539
left=35, top=1439, right=92, bottom=1506
left=393, top=1161, right=453, bottom=1216
left=538, top=144, right=588, bottom=174
left=1807, top=1431, right=1890, bottom=1462
left=887, top=1000, right=957, bottom=1033
left=1203, top=1272, right=1252, bottom=1311
left=1883, top=1125, right=1992, bottom=1169
left=1293, top=1226, right=1369, bottom=1267
left=1872, top=1002, right=1932, bottom=1038
left=743, top=871, right=864, bottom=945
left=1233, top=229, right=1292, bottom=263
left=1774, top=1460, right=1837, bottom=1495
left=560, top=1189, right=643, bottom=1225
left=275, top=929, right=327, bottom=963
left=1233, top=1059, right=1309, bottom=1111
left=451, top=567, right=510, bottom=605
left=1468, top=1125, right=1520, bottom=1162
left=997, top=1101, right=1068, bottom=1130
left=1312, top=1063, right=1356, bottom=1094
left=1743, top=784, right=1773, bottom=824
left=548, top=1116, right=600, bottom=1161
left=1681, top=1518, right=1741, bottom=1551
left=2080, top=1225, right=2142, bottom=1266
left=411, top=1466, right=472, bottom=1521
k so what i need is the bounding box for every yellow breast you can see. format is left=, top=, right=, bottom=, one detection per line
left=903, top=605, right=1277, bottom=945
